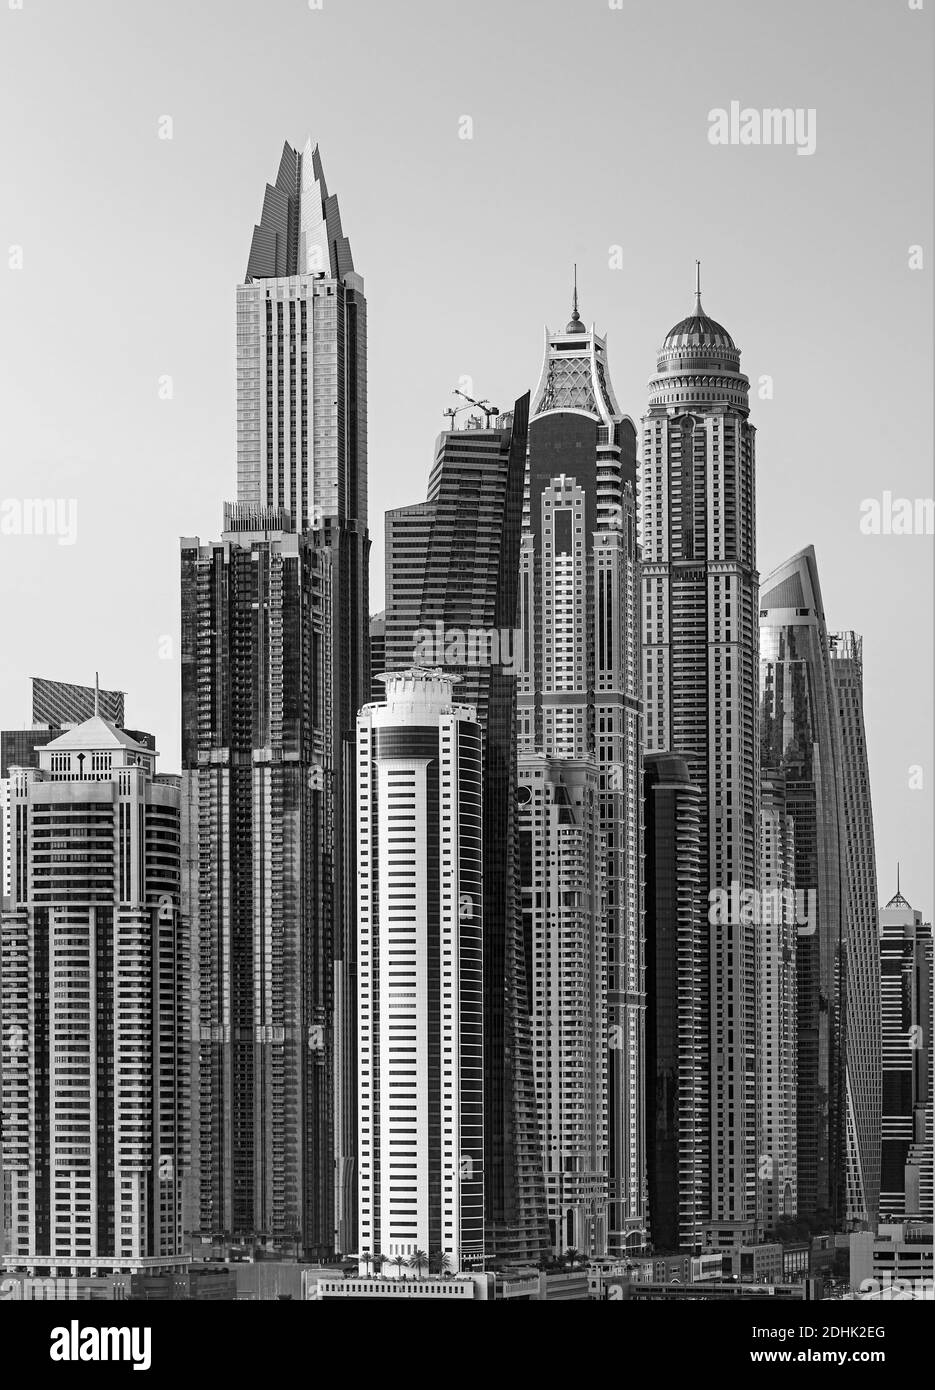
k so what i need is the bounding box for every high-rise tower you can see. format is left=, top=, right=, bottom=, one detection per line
left=385, top=399, right=549, bottom=1265
left=181, top=140, right=368, bottom=1258
left=642, top=265, right=759, bottom=1227
left=518, top=289, right=645, bottom=1254
left=356, top=669, right=485, bottom=1274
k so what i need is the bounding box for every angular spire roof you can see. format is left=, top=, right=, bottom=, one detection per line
left=245, top=137, right=355, bottom=283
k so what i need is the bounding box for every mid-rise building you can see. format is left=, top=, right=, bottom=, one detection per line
left=1, top=713, right=186, bottom=1274
left=642, top=267, right=759, bottom=1225
left=879, top=882, right=932, bottom=1221
left=356, top=669, right=485, bottom=1274
left=643, top=752, right=707, bottom=1253
left=517, top=755, right=607, bottom=1257
left=518, top=290, right=645, bottom=1254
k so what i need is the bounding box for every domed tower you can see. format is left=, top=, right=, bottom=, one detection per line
left=641, top=264, right=759, bottom=1232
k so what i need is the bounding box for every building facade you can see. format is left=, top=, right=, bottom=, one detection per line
left=879, top=884, right=932, bottom=1222
left=757, top=772, right=798, bottom=1230
left=517, top=755, right=608, bottom=1257
left=642, top=269, right=759, bottom=1225
left=181, top=506, right=333, bottom=1255
left=1, top=715, right=186, bottom=1274
left=643, top=752, right=707, bottom=1253
left=518, top=293, right=645, bottom=1254
left=356, top=669, right=485, bottom=1274
left=385, top=398, right=548, bottom=1264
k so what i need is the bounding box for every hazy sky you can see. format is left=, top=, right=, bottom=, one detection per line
left=1, top=0, right=931, bottom=912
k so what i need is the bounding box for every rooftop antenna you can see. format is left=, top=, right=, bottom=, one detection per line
left=897, top=861, right=900, bottom=897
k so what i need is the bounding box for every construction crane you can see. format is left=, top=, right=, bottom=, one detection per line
left=443, top=389, right=501, bottom=429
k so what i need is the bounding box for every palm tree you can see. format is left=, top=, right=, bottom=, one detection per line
left=372, top=1251, right=387, bottom=1277
left=392, top=1254, right=407, bottom=1279
left=437, top=1252, right=453, bottom=1278
left=361, top=1249, right=372, bottom=1277
left=409, top=1248, right=428, bottom=1279
left=564, top=1247, right=581, bottom=1268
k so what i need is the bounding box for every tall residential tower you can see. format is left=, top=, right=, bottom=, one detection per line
left=356, top=670, right=485, bottom=1273
left=641, top=267, right=759, bottom=1227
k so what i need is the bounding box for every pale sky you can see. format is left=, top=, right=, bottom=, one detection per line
left=1, top=0, right=931, bottom=912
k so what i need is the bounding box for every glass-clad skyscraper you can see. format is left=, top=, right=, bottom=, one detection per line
left=760, top=546, right=846, bottom=1223
left=384, top=398, right=549, bottom=1265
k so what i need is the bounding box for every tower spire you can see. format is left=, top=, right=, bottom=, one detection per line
left=565, top=262, right=586, bottom=333
left=693, top=259, right=704, bottom=315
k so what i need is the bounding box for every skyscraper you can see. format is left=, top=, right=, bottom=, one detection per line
left=642, top=752, right=706, bottom=1253
left=356, top=669, right=484, bottom=1274
left=517, top=755, right=608, bottom=1258
left=757, top=772, right=798, bottom=1230
left=642, top=266, right=759, bottom=1227
left=879, top=882, right=932, bottom=1222
left=385, top=398, right=548, bottom=1264
left=1, top=714, right=186, bottom=1274
left=181, top=139, right=368, bottom=1258
left=760, top=546, right=846, bottom=1224
left=518, top=289, right=645, bottom=1255
left=830, top=631, right=882, bottom=1227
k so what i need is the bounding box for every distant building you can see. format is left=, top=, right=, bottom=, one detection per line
left=1, top=713, right=186, bottom=1275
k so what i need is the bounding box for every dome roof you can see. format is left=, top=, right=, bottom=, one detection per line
left=662, top=264, right=736, bottom=352
left=663, top=308, right=735, bottom=352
